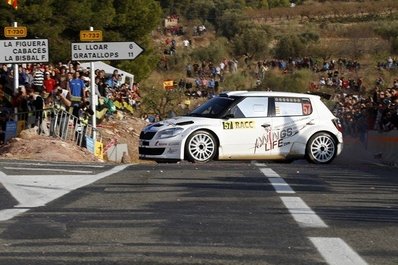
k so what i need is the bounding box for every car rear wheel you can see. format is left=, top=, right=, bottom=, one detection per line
left=185, top=130, right=217, bottom=163
left=306, top=132, right=337, bottom=164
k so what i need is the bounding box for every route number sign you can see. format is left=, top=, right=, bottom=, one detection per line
left=80, top=30, right=103, bottom=41
left=4, top=26, right=27, bottom=38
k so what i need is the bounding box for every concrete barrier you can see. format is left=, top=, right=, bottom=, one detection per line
left=367, top=130, right=398, bottom=166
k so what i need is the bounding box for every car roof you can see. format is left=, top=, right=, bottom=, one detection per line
left=220, top=90, right=320, bottom=99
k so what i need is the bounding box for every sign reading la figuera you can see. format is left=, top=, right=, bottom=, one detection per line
left=0, top=39, right=49, bottom=63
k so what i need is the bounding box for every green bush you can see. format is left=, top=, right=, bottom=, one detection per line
left=190, top=38, right=231, bottom=63
left=257, top=69, right=313, bottom=93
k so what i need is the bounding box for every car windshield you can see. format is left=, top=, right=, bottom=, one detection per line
left=186, top=96, right=237, bottom=118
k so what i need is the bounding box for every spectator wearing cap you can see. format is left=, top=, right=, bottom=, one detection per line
left=43, top=72, right=57, bottom=94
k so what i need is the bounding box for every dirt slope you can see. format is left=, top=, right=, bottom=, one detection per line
left=0, top=115, right=149, bottom=163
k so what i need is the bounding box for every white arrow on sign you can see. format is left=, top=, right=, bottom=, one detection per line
left=71, top=41, right=144, bottom=61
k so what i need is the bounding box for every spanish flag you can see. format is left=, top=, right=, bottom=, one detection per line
left=6, top=0, right=18, bottom=9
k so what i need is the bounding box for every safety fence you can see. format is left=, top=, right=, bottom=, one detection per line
left=1, top=108, right=100, bottom=156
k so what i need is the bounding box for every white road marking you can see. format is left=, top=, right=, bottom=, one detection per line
left=0, top=208, right=29, bottom=221
left=4, top=167, right=93, bottom=174
left=309, top=237, right=368, bottom=265
left=0, top=162, right=105, bottom=168
left=0, top=164, right=130, bottom=221
left=280, top=196, right=328, bottom=228
left=268, top=178, right=295, bottom=193
left=259, top=167, right=280, bottom=178
left=259, top=167, right=295, bottom=193
left=257, top=165, right=367, bottom=264
left=253, top=162, right=268, bottom=167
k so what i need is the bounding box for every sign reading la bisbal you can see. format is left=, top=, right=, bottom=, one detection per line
left=71, top=41, right=144, bottom=61
left=0, top=39, right=49, bottom=63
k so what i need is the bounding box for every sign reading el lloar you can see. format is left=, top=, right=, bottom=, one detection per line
left=71, top=42, right=144, bottom=61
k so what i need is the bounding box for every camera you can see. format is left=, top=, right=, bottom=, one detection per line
left=80, top=101, right=94, bottom=115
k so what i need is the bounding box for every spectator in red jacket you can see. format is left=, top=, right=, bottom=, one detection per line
left=43, top=72, right=57, bottom=94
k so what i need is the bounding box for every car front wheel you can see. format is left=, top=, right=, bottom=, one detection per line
left=306, top=132, right=337, bottom=164
left=185, top=130, right=217, bottom=163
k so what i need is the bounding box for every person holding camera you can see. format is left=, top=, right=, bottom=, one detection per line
left=49, top=86, right=71, bottom=139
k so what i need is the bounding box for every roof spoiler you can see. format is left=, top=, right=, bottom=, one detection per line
left=306, top=91, right=332, bottom=100
left=219, top=90, right=248, bottom=97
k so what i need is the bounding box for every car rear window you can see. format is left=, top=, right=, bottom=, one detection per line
left=274, top=97, right=312, bottom=116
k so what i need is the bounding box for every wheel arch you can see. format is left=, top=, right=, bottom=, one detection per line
left=307, top=130, right=338, bottom=147
left=183, top=128, right=220, bottom=161
left=305, top=130, right=338, bottom=163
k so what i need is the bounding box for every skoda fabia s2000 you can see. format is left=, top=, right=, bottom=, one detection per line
left=139, top=91, right=343, bottom=164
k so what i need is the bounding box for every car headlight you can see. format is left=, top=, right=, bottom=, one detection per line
left=157, top=127, right=184, bottom=139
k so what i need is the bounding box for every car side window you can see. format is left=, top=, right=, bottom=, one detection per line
left=232, top=97, right=268, bottom=118
left=274, top=97, right=312, bottom=116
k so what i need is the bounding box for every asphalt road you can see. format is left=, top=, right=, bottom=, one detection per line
left=0, top=146, right=396, bottom=265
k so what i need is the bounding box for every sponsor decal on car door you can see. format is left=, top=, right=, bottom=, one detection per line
left=262, top=97, right=313, bottom=156
left=219, top=97, right=270, bottom=158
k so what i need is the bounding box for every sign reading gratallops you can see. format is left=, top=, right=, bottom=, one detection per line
left=0, top=39, right=49, bottom=63
left=71, top=42, right=144, bottom=61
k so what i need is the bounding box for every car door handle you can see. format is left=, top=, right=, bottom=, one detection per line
left=261, top=123, right=271, bottom=128
left=306, top=119, right=315, bottom=125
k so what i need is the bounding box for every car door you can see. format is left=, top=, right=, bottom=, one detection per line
left=268, top=96, right=314, bottom=157
left=218, top=96, right=272, bottom=159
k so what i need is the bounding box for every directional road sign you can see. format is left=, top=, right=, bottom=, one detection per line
left=0, top=39, right=49, bottom=63
left=71, top=41, right=144, bottom=61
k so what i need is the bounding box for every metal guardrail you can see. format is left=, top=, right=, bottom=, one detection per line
left=10, top=108, right=98, bottom=149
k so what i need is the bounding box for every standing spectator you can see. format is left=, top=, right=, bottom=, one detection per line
left=183, top=39, right=190, bottom=48
left=13, top=85, right=29, bottom=114
left=27, top=87, right=44, bottom=131
left=0, top=64, right=11, bottom=91
left=68, top=71, right=85, bottom=117
left=106, top=70, right=120, bottom=89
left=18, top=66, right=28, bottom=86
left=24, top=67, right=34, bottom=86
left=43, top=72, right=57, bottom=94
left=32, top=64, right=44, bottom=93
left=55, top=66, right=69, bottom=90
left=207, top=78, right=216, bottom=97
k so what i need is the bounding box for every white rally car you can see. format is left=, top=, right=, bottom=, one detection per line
left=139, top=91, right=343, bottom=164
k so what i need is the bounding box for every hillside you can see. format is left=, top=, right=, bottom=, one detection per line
left=142, top=0, right=398, bottom=107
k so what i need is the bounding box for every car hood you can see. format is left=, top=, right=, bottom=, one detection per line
left=142, top=116, right=217, bottom=133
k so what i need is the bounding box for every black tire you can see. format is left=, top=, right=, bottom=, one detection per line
left=185, top=130, right=217, bottom=163
left=306, top=132, right=337, bottom=164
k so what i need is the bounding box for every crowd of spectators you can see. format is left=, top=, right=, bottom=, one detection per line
left=332, top=81, right=398, bottom=141
left=0, top=62, right=142, bottom=139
